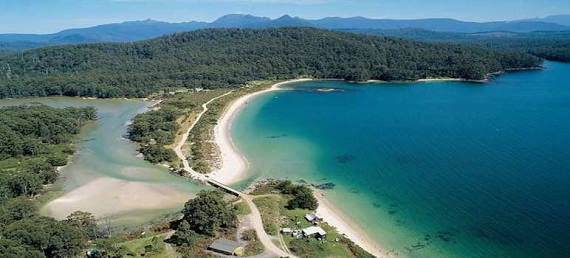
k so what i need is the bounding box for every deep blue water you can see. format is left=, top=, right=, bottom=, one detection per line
left=233, top=61, right=570, bottom=257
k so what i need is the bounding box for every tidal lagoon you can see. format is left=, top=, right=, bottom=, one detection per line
left=0, top=97, right=206, bottom=227
left=233, top=61, right=570, bottom=257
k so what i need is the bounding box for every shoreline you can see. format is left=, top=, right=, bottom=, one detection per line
left=314, top=189, right=389, bottom=258
left=207, top=79, right=311, bottom=184
left=209, top=78, right=389, bottom=257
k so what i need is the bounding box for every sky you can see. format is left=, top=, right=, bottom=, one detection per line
left=1, top=0, right=570, bottom=34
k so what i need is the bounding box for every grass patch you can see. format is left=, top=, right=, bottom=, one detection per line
left=120, top=235, right=167, bottom=257
left=94, top=231, right=171, bottom=258
left=241, top=229, right=264, bottom=256
left=234, top=201, right=251, bottom=216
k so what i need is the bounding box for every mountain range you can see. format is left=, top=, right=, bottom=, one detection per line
left=1, top=14, right=569, bottom=52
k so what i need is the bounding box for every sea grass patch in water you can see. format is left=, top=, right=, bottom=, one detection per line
left=312, top=182, right=336, bottom=190
left=349, top=188, right=360, bottom=194
left=266, top=133, right=287, bottom=139
left=470, top=225, right=523, bottom=245
left=335, top=154, right=355, bottom=163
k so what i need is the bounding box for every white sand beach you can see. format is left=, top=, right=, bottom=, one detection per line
left=207, top=79, right=311, bottom=184
left=314, top=189, right=390, bottom=257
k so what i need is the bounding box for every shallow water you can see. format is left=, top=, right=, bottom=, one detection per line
left=233, top=61, right=570, bottom=257
left=0, top=97, right=207, bottom=226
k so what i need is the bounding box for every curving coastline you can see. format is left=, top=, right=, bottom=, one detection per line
left=208, top=79, right=311, bottom=184
left=210, top=78, right=389, bottom=257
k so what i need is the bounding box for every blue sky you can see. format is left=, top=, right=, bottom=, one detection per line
left=1, top=0, right=570, bottom=34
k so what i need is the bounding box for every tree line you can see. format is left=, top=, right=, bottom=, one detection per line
left=0, top=27, right=543, bottom=99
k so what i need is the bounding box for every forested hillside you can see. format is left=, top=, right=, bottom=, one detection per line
left=0, top=105, right=97, bottom=257
left=341, top=28, right=570, bottom=62
left=0, top=27, right=542, bottom=98
left=472, top=38, right=570, bottom=62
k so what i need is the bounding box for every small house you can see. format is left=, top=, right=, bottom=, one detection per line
left=305, top=213, right=323, bottom=224
left=305, top=213, right=316, bottom=222
left=208, top=238, right=244, bottom=256
left=282, top=228, right=293, bottom=235
left=302, top=226, right=327, bottom=238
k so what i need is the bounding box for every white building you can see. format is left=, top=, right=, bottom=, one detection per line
left=305, top=213, right=324, bottom=224
left=302, top=226, right=327, bottom=238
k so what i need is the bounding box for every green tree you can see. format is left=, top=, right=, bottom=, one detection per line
left=286, top=186, right=319, bottom=210
left=0, top=239, right=44, bottom=258
left=181, top=190, right=237, bottom=236
left=0, top=197, right=36, bottom=228
left=2, top=217, right=88, bottom=258
left=278, top=181, right=319, bottom=210
left=66, top=211, right=97, bottom=239
left=168, top=220, right=202, bottom=246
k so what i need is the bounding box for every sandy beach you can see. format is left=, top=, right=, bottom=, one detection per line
left=209, top=78, right=389, bottom=257
left=207, top=79, right=311, bottom=184
left=415, top=77, right=487, bottom=83
left=314, top=189, right=390, bottom=257
left=41, top=176, right=194, bottom=220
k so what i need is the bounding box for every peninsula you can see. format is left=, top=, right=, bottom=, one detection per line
left=0, top=25, right=559, bottom=258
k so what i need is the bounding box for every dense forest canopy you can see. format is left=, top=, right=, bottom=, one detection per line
left=0, top=105, right=97, bottom=258
left=340, top=28, right=570, bottom=62
left=0, top=27, right=542, bottom=99
left=474, top=38, right=570, bottom=62
left=0, top=105, right=96, bottom=198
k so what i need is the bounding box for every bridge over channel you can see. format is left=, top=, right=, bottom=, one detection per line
left=206, top=178, right=242, bottom=197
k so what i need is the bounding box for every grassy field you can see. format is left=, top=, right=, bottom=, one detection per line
left=234, top=200, right=251, bottom=216
left=93, top=230, right=173, bottom=258
left=119, top=234, right=168, bottom=257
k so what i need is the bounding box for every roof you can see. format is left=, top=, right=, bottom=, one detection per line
left=302, top=226, right=327, bottom=236
left=209, top=239, right=242, bottom=253
left=305, top=213, right=317, bottom=221
left=282, top=228, right=293, bottom=233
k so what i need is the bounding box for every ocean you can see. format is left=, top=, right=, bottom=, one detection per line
left=232, top=61, right=570, bottom=257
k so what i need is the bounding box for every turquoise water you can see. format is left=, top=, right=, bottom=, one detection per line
left=0, top=97, right=206, bottom=226
left=233, top=61, right=570, bottom=257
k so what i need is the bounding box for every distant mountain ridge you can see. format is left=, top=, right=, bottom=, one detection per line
left=521, top=15, right=570, bottom=27
left=1, top=14, right=569, bottom=51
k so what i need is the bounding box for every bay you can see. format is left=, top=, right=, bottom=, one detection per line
left=233, top=61, right=570, bottom=257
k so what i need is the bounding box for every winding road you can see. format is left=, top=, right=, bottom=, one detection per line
left=172, top=90, right=294, bottom=257
left=172, top=90, right=233, bottom=179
